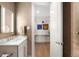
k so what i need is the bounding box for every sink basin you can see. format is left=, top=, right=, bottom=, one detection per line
left=0, top=35, right=27, bottom=45
left=0, top=38, right=9, bottom=43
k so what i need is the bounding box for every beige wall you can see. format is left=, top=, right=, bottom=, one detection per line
left=16, top=3, right=27, bottom=34
left=16, top=2, right=32, bottom=56
left=71, top=2, right=79, bottom=56
left=16, top=2, right=31, bottom=34
left=26, top=3, right=32, bottom=56
left=0, top=2, right=14, bottom=12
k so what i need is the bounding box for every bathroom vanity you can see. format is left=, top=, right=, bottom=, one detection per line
left=0, top=35, right=27, bottom=57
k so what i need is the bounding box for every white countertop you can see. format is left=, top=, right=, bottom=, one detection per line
left=0, top=35, right=27, bottom=46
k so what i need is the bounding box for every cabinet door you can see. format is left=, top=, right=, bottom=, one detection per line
left=18, top=42, right=24, bottom=57
left=0, top=46, right=18, bottom=57
left=24, top=40, right=27, bottom=57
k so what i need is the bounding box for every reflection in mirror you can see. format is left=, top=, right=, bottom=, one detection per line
left=1, top=6, right=14, bottom=33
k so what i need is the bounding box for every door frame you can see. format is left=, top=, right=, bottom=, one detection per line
left=63, top=2, right=71, bottom=57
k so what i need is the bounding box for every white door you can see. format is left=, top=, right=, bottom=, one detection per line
left=50, top=2, right=63, bottom=57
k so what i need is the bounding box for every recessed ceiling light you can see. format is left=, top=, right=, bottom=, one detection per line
left=36, top=10, right=40, bottom=14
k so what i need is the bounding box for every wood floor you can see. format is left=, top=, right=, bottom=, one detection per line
left=35, top=42, right=50, bottom=57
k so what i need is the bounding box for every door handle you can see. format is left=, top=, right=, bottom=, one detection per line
left=76, top=32, right=79, bottom=35
left=56, top=42, right=63, bottom=45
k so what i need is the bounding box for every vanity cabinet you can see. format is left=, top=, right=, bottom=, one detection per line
left=0, top=36, right=27, bottom=57
left=18, top=40, right=26, bottom=57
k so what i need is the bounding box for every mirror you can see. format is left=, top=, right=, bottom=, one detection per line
left=1, top=6, right=14, bottom=33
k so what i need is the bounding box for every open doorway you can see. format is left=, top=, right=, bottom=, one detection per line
left=32, top=2, right=63, bottom=57
left=32, top=2, right=50, bottom=57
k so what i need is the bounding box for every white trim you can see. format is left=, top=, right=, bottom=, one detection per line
left=31, top=3, right=35, bottom=57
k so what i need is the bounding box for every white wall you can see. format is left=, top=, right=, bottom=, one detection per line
left=33, top=3, right=50, bottom=43
left=34, top=3, right=50, bottom=35
left=34, top=4, right=50, bottom=17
